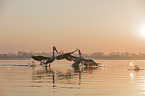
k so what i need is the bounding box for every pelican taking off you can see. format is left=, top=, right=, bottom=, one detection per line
left=31, top=46, right=58, bottom=67
left=56, top=49, right=99, bottom=68
left=71, top=49, right=84, bottom=67
left=71, top=50, right=99, bottom=67
left=55, top=48, right=78, bottom=60
left=56, top=49, right=82, bottom=67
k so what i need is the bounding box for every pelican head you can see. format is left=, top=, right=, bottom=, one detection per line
left=53, top=46, right=58, bottom=53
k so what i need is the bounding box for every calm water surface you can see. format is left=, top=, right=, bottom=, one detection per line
left=1, top=60, right=145, bottom=96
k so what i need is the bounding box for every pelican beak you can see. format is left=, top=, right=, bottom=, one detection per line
left=55, top=49, right=58, bottom=53
left=53, top=46, right=58, bottom=53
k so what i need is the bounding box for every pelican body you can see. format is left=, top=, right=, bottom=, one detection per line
left=71, top=50, right=99, bottom=67
left=71, top=50, right=83, bottom=67
left=31, top=46, right=58, bottom=67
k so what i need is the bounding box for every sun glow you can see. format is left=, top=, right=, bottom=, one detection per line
left=140, top=25, right=145, bottom=38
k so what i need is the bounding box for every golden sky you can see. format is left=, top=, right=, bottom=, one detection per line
left=0, top=0, right=145, bottom=53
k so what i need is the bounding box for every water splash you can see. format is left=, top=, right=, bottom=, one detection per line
left=27, top=59, right=38, bottom=67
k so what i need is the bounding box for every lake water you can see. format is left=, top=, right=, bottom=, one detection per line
left=1, top=60, right=145, bottom=96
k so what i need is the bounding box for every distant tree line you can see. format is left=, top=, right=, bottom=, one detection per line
left=84, top=52, right=145, bottom=60
left=1, top=51, right=145, bottom=60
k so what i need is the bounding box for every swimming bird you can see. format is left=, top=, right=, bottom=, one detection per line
left=31, top=46, right=58, bottom=67
left=129, top=62, right=140, bottom=70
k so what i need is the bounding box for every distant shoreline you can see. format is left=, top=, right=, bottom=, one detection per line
left=1, top=51, right=145, bottom=60
left=0, top=58, right=144, bottom=60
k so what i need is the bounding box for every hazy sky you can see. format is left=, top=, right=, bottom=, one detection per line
left=1, top=0, right=145, bottom=53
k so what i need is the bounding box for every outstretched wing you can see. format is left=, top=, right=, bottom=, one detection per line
left=56, top=53, right=77, bottom=61
left=55, top=49, right=78, bottom=61
left=82, top=59, right=99, bottom=66
left=31, top=55, right=50, bottom=61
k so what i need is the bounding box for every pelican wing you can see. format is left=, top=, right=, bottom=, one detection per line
left=31, top=55, right=50, bottom=61
left=55, top=49, right=78, bottom=61
left=55, top=53, right=70, bottom=60
left=65, top=54, right=77, bottom=61
left=56, top=53, right=77, bottom=61
left=82, top=59, right=99, bottom=66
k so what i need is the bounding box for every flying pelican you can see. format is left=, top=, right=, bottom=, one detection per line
left=81, top=59, right=100, bottom=67
left=31, top=46, right=58, bottom=67
left=70, top=49, right=83, bottom=68
left=55, top=48, right=78, bottom=60
left=56, top=49, right=99, bottom=68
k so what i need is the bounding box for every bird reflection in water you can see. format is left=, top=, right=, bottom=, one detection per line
left=32, top=67, right=56, bottom=87
left=31, top=66, right=98, bottom=87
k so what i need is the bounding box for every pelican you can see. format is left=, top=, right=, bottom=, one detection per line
left=81, top=59, right=100, bottom=67
left=70, top=49, right=83, bottom=67
left=31, top=46, right=58, bottom=67
left=55, top=48, right=78, bottom=60
left=56, top=49, right=99, bottom=68
left=129, top=62, right=140, bottom=70
left=56, top=49, right=82, bottom=67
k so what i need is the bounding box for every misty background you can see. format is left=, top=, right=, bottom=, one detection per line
left=1, top=0, right=145, bottom=54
